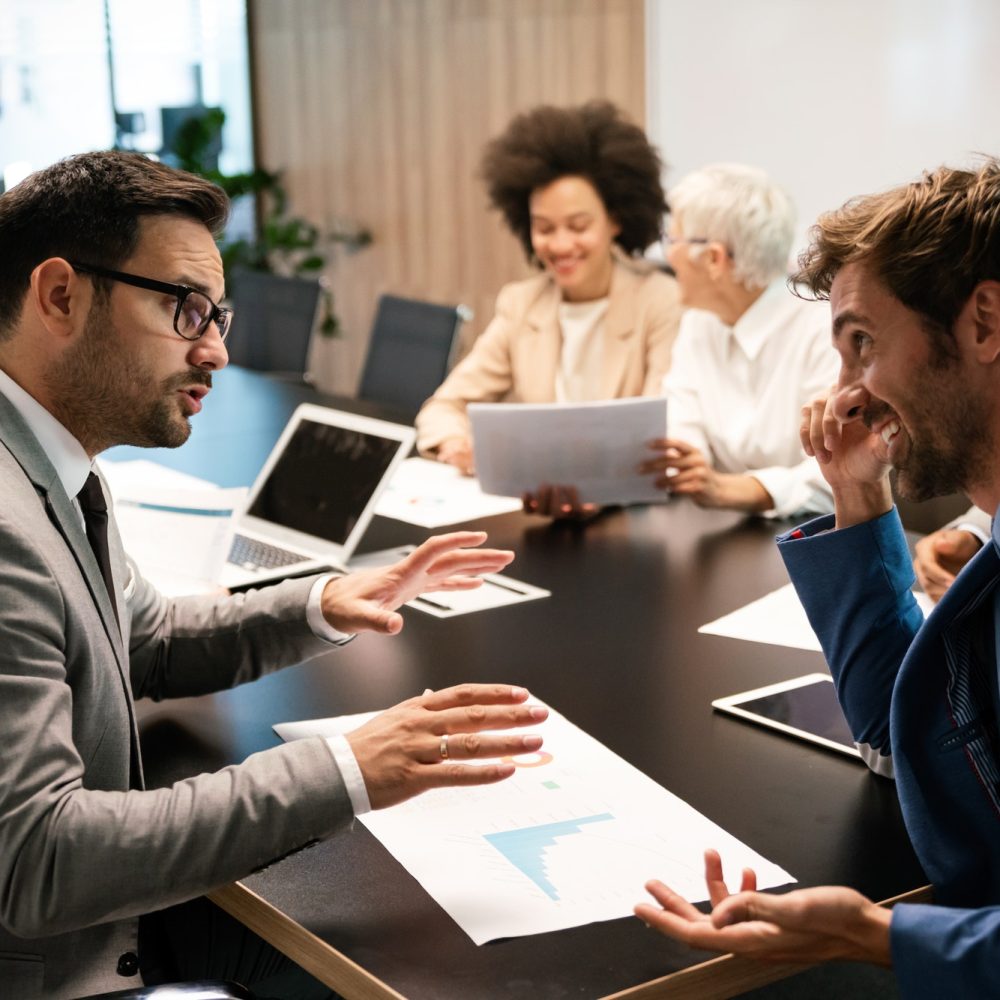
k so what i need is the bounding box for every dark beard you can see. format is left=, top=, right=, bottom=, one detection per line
left=894, top=437, right=978, bottom=502
left=44, top=307, right=209, bottom=454
left=893, top=380, right=991, bottom=502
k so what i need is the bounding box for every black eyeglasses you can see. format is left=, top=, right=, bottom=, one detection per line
left=69, top=261, right=233, bottom=342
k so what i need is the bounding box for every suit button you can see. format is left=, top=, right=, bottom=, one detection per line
left=116, top=951, right=139, bottom=976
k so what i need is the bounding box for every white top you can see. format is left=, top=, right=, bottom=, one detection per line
left=949, top=506, right=992, bottom=544
left=0, top=366, right=370, bottom=815
left=555, top=297, right=609, bottom=402
left=662, top=281, right=839, bottom=518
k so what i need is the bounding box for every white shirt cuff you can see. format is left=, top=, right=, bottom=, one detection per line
left=307, top=574, right=355, bottom=644
left=957, top=521, right=991, bottom=545
left=324, top=733, right=372, bottom=816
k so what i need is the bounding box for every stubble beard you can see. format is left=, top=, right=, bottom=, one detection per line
left=45, top=306, right=195, bottom=455
left=892, top=366, right=992, bottom=502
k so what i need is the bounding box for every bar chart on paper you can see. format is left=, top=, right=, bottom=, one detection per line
left=485, top=813, right=615, bottom=900
left=276, top=706, right=795, bottom=943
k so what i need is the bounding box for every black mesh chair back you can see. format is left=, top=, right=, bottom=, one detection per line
left=225, top=269, right=323, bottom=379
left=357, top=293, right=469, bottom=421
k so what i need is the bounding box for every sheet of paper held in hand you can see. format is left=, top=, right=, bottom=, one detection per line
left=468, top=397, right=668, bottom=505
left=274, top=703, right=794, bottom=944
left=699, top=582, right=936, bottom=652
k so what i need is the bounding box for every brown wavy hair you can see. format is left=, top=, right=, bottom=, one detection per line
left=480, top=101, right=668, bottom=263
left=794, top=159, right=1000, bottom=344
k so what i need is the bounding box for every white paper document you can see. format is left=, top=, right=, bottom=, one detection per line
left=275, top=704, right=794, bottom=944
left=375, top=457, right=522, bottom=527
left=468, top=397, right=668, bottom=505
left=98, top=459, right=244, bottom=597
left=406, top=574, right=550, bottom=618
left=699, top=582, right=936, bottom=652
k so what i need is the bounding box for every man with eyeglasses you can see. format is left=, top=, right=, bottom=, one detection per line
left=0, top=150, right=546, bottom=1000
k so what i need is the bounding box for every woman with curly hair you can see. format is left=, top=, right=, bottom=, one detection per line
left=415, top=101, right=682, bottom=512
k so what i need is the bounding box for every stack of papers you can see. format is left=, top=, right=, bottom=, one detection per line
left=374, top=457, right=522, bottom=527
left=98, top=459, right=245, bottom=596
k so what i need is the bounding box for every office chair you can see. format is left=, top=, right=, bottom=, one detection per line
left=159, top=105, right=223, bottom=172
left=225, top=269, right=324, bottom=381
left=356, top=293, right=470, bottom=421
left=77, top=981, right=254, bottom=999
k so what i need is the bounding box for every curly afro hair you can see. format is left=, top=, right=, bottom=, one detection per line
left=480, top=101, right=668, bottom=263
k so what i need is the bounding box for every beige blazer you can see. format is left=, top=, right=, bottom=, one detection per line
left=415, top=257, right=683, bottom=453
left=0, top=391, right=352, bottom=999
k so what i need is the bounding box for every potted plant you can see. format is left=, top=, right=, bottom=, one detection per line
left=168, top=107, right=371, bottom=336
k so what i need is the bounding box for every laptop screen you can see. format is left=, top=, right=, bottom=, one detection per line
left=247, top=418, right=403, bottom=545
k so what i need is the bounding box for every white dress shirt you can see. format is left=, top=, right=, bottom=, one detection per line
left=0, top=367, right=371, bottom=815
left=662, top=281, right=839, bottom=518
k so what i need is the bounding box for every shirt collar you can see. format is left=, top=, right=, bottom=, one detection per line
left=0, top=367, right=93, bottom=500
left=729, top=279, right=789, bottom=361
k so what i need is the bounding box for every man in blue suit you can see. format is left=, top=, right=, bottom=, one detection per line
left=635, top=159, right=1000, bottom=997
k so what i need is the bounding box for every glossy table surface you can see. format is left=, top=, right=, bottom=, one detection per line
left=120, top=367, right=926, bottom=999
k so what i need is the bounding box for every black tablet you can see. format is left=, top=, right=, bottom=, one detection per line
left=712, top=673, right=861, bottom=760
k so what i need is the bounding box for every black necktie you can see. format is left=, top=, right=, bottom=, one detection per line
left=78, top=472, right=120, bottom=631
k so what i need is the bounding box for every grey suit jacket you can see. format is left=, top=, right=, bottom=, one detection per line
left=0, top=391, right=354, bottom=998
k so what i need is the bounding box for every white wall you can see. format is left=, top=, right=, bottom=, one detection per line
left=646, top=0, right=1000, bottom=258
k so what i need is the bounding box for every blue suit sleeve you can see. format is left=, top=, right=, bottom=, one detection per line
left=893, top=902, right=1000, bottom=999
left=777, top=509, right=924, bottom=767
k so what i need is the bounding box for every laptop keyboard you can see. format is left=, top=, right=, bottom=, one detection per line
left=228, top=534, right=307, bottom=571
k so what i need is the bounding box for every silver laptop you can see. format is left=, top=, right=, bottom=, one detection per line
left=219, top=403, right=415, bottom=588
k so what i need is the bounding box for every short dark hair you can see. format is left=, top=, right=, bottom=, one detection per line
left=480, top=101, right=668, bottom=262
left=794, top=159, right=1000, bottom=342
left=0, top=150, right=230, bottom=335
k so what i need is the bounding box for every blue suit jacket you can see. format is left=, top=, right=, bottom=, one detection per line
left=779, top=508, right=1000, bottom=998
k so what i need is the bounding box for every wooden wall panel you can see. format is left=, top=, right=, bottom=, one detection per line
left=249, top=0, right=647, bottom=395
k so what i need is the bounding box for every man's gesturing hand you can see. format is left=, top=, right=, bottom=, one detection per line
left=321, top=531, right=514, bottom=635
left=346, top=684, right=548, bottom=809
left=635, top=849, right=892, bottom=966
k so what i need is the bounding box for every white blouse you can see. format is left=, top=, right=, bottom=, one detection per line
left=555, top=297, right=609, bottom=402
left=662, top=281, right=839, bottom=518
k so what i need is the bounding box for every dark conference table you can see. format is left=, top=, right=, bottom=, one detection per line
left=120, top=367, right=929, bottom=999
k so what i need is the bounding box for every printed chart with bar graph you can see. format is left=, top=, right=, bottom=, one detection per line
left=277, top=704, right=795, bottom=944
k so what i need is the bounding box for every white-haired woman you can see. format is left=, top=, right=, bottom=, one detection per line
left=639, top=163, right=838, bottom=517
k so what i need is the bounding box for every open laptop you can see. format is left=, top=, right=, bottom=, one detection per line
left=219, top=403, right=415, bottom=589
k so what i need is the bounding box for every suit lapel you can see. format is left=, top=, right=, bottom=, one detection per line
left=0, top=392, right=144, bottom=785
left=0, top=393, right=127, bottom=671
left=523, top=280, right=563, bottom=401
